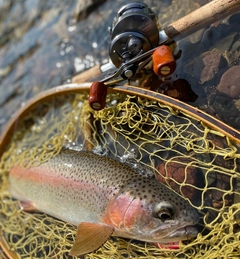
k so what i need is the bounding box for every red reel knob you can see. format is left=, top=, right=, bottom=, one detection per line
left=152, top=45, right=176, bottom=77
left=89, top=82, right=108, bottom=110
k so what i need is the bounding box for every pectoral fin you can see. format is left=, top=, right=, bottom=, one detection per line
left=69, top=222, right=114, bottom=256
left=19, top=201, right=37, bottom=212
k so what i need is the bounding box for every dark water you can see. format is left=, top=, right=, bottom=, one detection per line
left=0, top=0, right=240, bottom=134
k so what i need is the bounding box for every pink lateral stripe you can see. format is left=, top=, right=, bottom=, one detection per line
left=10, top=165, right=112, bottom=193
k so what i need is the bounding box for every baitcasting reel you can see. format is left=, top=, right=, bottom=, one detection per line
left=89, top=3, right=176, bottom=110
left=109, top=3, right=159, bottom=70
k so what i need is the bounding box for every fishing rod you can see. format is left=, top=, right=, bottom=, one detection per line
left=71, top=0, right=240, bottom=110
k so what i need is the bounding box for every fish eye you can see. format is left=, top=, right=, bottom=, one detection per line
left=157, top=209, right=173, bottom=221
left=153, top=201, right=174, bottom=221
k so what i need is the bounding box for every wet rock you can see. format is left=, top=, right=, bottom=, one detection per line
left=156, top=157, right=203, bottom=202
left=217, top=65, right=240, bottom=98
left=222, top=49, right=240, bottom=67
left=188, top=50, right=227, bottom=84
left=201, top=24, right=228, bottom=49
left=0, top=84, right=19, bottom=106
left=228, top=12, right=240, bottom=25
left=234, top=99, right=240, bottom=111
left=137, top=72, right=198, bottom=102
left=74, top=0, right=106, bottom=21
left=0, top=0, right=111, bottom=135
left=166, top=78, right=198, bottom=102
left=188, top=28, right=205, bottom=44
left=156, top=78, right=198, bottom=102
left=159, top=0, right=198, bottom=27
left=208, top=94, right=240, bottom=130
left=210, top=173, right=233, bottom=209
left=212, top=31, right=238, bottom=53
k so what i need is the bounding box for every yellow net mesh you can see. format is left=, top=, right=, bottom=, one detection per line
left=0, top=90, right=240, bottom=258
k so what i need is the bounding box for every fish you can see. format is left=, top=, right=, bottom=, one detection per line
left=9, top=149, right=199, bottom=256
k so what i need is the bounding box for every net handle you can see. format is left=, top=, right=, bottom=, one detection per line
left=0, top=228, right=19, bottom=259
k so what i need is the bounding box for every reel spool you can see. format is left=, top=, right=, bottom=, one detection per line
left=109, top=3, right=159, bottom=69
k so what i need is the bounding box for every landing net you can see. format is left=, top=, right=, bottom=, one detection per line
left=0, top=90, right=240, bottom=258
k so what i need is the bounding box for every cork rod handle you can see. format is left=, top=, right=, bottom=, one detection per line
left=164, top=0, right=240, bottom=40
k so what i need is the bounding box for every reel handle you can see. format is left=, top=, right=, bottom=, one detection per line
left=164, top=0, right=240, bottom=41
left=152, top=45, right=176, bottom=77
left=88, top=82, right=108, bottom=110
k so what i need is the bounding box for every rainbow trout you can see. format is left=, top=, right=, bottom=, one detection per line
left=9, top=149, right=199, bottom=256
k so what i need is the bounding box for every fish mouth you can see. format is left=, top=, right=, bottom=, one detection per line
left=147, top=224, right=199, bottom=243
left=168, top=226, right=198, bottom=240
